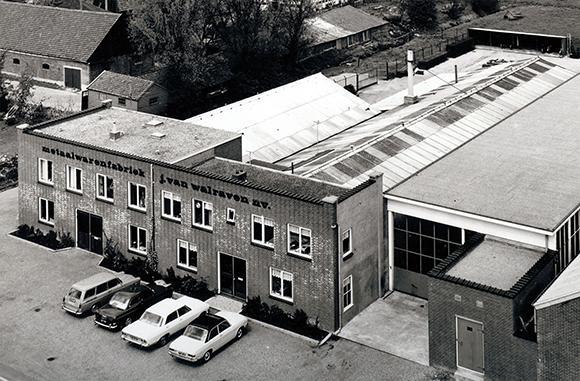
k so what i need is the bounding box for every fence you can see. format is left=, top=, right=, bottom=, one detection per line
left=332, top=68, right=379, bottom=91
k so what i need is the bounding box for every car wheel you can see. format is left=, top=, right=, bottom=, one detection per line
left=158, top=335, right=169, bottom=347
left=236, top=328, right=244, bottom=339
left=202, top=350, right=212, bottom=363
left=91, top=303, right=100, bottom=313
left=124, top=317, right=132, bottom=327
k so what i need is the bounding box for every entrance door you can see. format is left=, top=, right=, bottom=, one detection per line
left=64, top=67, right=81, bottom=90
left=219, top=253, right=246, bottom=300
left=77, top=210, right=103, bottom=255
left=456, top=317, right=484, bottom=374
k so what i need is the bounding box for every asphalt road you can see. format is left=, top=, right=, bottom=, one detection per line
left=0, top=188, right=437, bottom=381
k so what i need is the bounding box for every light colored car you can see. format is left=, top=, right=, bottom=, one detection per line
left=121, top=296, right=209, bottom=348
left=168, top=311, right=248, bottom=363
left=62, top=272, right=140, bottom=315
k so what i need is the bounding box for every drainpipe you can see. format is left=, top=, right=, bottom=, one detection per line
left=329, top=198, right=341, bottom=332
left=150, top=163, right=156, bottom=254
left=388, top=210, right=395, bottom=292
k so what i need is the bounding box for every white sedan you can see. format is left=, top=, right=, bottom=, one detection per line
left=168, top=311, right=248, bottom=363
left=121, top=296, right=209, bottom=348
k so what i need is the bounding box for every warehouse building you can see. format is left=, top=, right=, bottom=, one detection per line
left=17, top=102, right=383, bottom=332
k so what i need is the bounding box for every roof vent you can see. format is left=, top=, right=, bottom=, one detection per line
left=233, top=170, right=247, bottom=182
left=110, top=130, right=123, bottom=141
left=146, top=119, right=164, bottom=127
left=150, top=132, right=166, bottom=139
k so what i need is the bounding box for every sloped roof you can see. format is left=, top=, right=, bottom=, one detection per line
left=185, top=73, right=378, bottom=163
left=0, top=1, right=122, bottom=62
left=534, top=254, right=580, bottom=309
left=88, top=71, right=162, bottom=100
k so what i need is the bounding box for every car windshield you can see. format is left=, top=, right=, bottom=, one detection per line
left=67, top=288, right=81, bottom=299
left=183, top=325, right=207, bottom=341
left=109, top=294, right=131, bottom=310
left=140, top=311, right=162, bottom=326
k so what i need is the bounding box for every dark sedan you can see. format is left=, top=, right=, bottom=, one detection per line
left=94, top=281, right=173, bottom=330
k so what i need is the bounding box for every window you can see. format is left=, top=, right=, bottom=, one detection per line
left=556, top=209, right=580, bottom=273
left=343, top=276, right=353, bottom=311
left=128, top=225, right=147, bottom=254
left=128, top=182, right=146, bottom=211
left=96, top=282, right=108, bottom=294
left=270, top=268, right=293, bottom=302
left=192, top=199, right=212, bottom=229
left=66, top=165, right=83, bottom=193
left=288, top=224, right=311, bottom=257
left=162, top=191, right=181, bottom=221
left=252, top=215, right=274, bottom=247
left=177, top=306, right=191, bottom=316
left=118, top=97, right=126, bottom=106
left=149, top=97, right=159, bottom=106
left=38, top=158, right=53, bottom=185
left=207, top=327, right=219, bottom=342
left=107, top=278, right=121, bottom=288
left=177, top=239, right=197, bottom=271
left=38, top=198, right=54, bottom=225
left=85, top=288, right=96, bottom=299
left=42, top=63, right=50, bottom=70
left=166, top=311, right=178, bottom=324
left=13, top=58, right=20, bottom=65
left=342, top=228, right=352, bottom=258
left=226, top=208, right=236, bottom=224
left=96, top=174, right=114, bottom=202
left=218, top=321, right=231, bottom=333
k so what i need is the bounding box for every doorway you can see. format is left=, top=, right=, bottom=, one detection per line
left=77, top=210, right=103, bottom=255
left=456, top=316, right=484, bottom=374
left=64, top=67, right=81, bottom=90
left=219, top=253, right=247, bottom=300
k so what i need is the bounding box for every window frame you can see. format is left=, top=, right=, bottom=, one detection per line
left=128, top=182, right=147, bottom=212
left=12, top=58, right=20, bottom=65
left=118, top=97, right=126, bottom=106
left=176, top=239, right=198, bottom=272
left=269, top=267, right=293, bottom=303
left=66, top=165, right=83, bottom=193
left=42, top=63, right=50, bottom=70
left=287, top=224, right=312, bottom=259
left=149, top=96, right=159, bottom=106
left=128, top=224, right=147, bottom=255
left=342, top=228, right=353, bottom=258
left=192, top=198, right=213, bottom=230
left=226, top=208, right=236, bottom=224
left=38, top=197, right=54, bottom=226
left=96, top=173, right=114, bottom=202
left=252, top=214, right=274, bottom=248
left=343, top=275, right=353, bottom=312
left=161, top=190, right=182, bottom=222
left=38, top=157, right=54, bottom=185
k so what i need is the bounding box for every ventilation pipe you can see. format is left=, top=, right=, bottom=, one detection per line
left=404, top=50, right=418, bottom=105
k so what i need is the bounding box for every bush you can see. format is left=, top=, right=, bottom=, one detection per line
left=13, top=224, right=75, bottom=249
left=164, top=267, right=214, bottom=301
left=404, top=0, right=438, bottom=29
left=446, top=0, right=464, bottom=20
left=471, top=0, right=498, bottom=15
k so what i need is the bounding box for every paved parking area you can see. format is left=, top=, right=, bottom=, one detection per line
left=0, top=188, right=438, bottom=381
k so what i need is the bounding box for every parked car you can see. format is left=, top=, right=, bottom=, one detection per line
left=168, top=311, right=248, bottom=363
left=62, top=272, right=140, bottom=316
left=94, top=280, right=173, bottom=330
left=121, top=296, right=209, bottom=348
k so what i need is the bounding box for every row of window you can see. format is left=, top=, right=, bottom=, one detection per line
left=114, top=96, right=158, bottom=106
left=11, top=57, right=50, bottom=70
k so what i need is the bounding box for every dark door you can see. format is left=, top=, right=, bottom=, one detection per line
left=81, top=91, right=89, bottom=110
left=457, top=317, right=484, bottom=374
left=77, top=210, right=103, bottom=255
left=219, top=253, right=246, bottom=300
left=64, top=68, right=81, bottom=90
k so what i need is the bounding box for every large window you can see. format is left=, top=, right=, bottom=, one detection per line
left=128, top=225, right=147, bottom=254
left=162, top=191, right=182, bottom=221
left=38, top=158, right=53, bottom=185
left=96, top=174, right=114, bottom=202
left=66, top=166, right=83, bottom=193
left=177, top=239, right=197, bottom=271
left=128, top=182, right=146, bottom=211
left=253, top=215, right=274, bottom=247
left=342, top=228, right=352, bottom=258
left=270, top=268, right=293, bottom=302
left=38, top=198, right=54, bottom=225
left=394, top=214, right=463, bottom=275
left=556, top=209, right=580, bottom=273
left=192, top=199, right=212, bottom=229
left=343, top=275, right=353, bottom=311
left=287, top=224, right=311, bottom=258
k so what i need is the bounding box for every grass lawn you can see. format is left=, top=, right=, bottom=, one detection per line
left=0, top=120, right=17, bottom=157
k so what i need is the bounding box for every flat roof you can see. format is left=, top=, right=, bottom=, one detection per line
left=193, top=157, right=348, bottom=202
left=389, top=70, right=580, bottom=232
left=534, top=254, right=580, bottom=309
left=446, top=236, right=545, bottom=291
left=34, top=106, right=239, bottom=164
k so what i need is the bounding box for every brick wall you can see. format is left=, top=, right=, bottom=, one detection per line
left=428, top=278, right=537, bottom=381
left=536, top=297, right=580, bottom=381
left=87, top=90, right=139, bottom=111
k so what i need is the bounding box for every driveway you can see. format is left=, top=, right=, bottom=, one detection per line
left=0, top=188, right=438, bottom=381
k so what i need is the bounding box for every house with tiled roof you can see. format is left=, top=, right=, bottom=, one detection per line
left=86, top=71, right=168, bottom=114
left=0, top=1, right=143, bottom=90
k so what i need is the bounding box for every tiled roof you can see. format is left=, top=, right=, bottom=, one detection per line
left=0, top=1, right=121, bottom=62
left=88, top=71, right=160, bottom=100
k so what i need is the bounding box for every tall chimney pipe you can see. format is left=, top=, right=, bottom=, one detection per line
left=404, top=50, right=418, bottom=105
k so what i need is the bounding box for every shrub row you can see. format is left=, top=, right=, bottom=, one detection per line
left=241, top=296, right=327, bottom=340
left=14, top=224, right=75, bottom=250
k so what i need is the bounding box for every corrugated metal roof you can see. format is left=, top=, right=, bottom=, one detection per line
left=185, top=73, right=378, bottom=163
left=286, top=58, right=575, bottom=192
left=534, top=254, right=580, bottom=309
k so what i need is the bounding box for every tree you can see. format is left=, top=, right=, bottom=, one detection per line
left=0, top=50, right=8, bottom=113
left=5, top=70, right=35, bottom=121
left=471, top=0, right=498, bottom=16
left=403, top=0, right=438, bottom=29
left=270, top=0, right=316, bottom=63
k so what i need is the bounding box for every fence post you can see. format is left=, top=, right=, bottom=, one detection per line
left=386, top=61, right=389, bottom=79
left=395, top=59, right=398, bottom=74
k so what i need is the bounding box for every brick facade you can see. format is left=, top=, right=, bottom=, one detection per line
left=536, top=297, right=580, bottom=381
